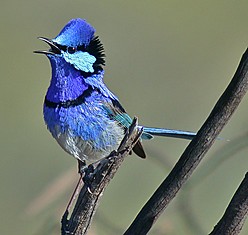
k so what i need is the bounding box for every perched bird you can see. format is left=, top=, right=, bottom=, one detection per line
left=35, top=18, right=196, bottom=171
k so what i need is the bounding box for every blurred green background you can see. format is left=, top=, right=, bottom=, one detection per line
left=1, top=1, right=248, bottom=234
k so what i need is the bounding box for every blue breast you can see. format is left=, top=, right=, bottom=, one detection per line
left=43, top=90, right=125, bottom=163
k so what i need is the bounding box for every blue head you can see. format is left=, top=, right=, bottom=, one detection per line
left=54, top=18, right=95, bottom=47
left=35, top=18, right=105, bottom=74
left=35, top=18, right=107, bottom=103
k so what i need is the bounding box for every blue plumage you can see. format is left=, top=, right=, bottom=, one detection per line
left=35, top=18, right=196, bottom=167
left=53, top=19, right=95, bottom=47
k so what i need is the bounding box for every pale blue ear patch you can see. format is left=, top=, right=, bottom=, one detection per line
left=62, top=51, right=96, bottom=73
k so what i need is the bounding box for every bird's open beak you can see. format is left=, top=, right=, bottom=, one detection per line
left=34, top=37, right=61, bottom=55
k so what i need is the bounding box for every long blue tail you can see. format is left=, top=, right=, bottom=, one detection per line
left=142, top=127, right=196, bottom=140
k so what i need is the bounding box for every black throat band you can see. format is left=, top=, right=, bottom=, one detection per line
left=44, top=86, right=96, bottom=108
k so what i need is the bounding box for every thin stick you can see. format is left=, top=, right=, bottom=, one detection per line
left=209, top=172, right=248, bottom=235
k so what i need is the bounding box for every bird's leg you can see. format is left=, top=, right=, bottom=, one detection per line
left=82, top=165, right=95, bottom=193
left=77, top=159, right=93, bottom=180
left=77, top=159, right=87, bottom=175
left=77, top=159, right=96, bottom=193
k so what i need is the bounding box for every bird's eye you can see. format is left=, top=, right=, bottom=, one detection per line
left=67, top=47, right=77, bottom=54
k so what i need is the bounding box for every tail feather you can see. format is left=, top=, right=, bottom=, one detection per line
left=133, top=140, right=146, bottom=158
left=142, top=127, right=196, bottom=140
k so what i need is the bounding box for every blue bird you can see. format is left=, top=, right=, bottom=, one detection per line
left=35, top=18, right=196, bottom=171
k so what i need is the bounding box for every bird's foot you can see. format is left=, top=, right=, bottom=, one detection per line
left=81, top=164, right=95, bottom=193
left=82, top=164, right=94, bottom=182
left=77, top=160, right=95, bottom=193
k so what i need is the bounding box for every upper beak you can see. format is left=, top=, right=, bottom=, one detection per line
left=34, top=37, right=61, bottom=55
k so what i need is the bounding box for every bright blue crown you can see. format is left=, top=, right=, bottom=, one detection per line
left=53, top=18, right=95, bottom=47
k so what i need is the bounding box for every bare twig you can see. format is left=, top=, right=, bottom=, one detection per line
left=61, top=117, right=143, bottom=235
left=124, top=48, right=248, bottom=235
left=209, top=172, right=248, bottom=235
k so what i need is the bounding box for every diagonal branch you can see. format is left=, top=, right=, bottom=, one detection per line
left=124, top=48, right=248, bottom=235
left=209, top=172, right=248, bottom=235
left=61, top=117, right=143, bottom=235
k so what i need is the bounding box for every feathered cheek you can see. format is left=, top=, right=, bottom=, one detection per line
left=62, top=51, right=96, bottom=73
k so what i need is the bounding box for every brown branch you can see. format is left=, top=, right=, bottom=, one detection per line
left=124, top=48, right=248, bottom=235
left=61, top=117, right=143, bottom=235
left=209, top=172, right=248, bottom=235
